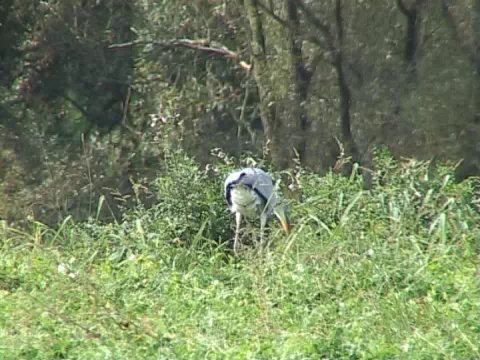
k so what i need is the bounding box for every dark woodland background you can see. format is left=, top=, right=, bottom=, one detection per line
left=1, top=0, right=479, bottom=226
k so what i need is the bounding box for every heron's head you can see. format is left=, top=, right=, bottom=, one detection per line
left=273, top=203, right=291, bottom=234
left=226, top=172, right=247, bottom=189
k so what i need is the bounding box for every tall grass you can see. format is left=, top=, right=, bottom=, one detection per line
left=0, top=150, right=478, bottom=359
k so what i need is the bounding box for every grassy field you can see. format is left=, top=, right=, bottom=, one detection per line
left=1, top=152, right=479, bottom=359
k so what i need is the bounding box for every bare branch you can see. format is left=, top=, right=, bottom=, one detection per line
left=256, top=0, right=332, bottom=52
left=294, top=0, right=335, bottom=51
left=106, top=86, right=141, bottom=140
left=108, top=39, right=251, bottom=71
left=63, top=95, right=88, bottom=117
left=256, top=1, right=289, bottom=28
left=225, top=80, right=255, bottom=140
left=121, top=86, right=132, bottom=126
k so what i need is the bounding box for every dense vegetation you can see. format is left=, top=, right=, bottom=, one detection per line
left=1, top=151, right=478, bottom=358
left=2, top=1, right=480, bottom=225
left=1, top=1, right=479, bottom=358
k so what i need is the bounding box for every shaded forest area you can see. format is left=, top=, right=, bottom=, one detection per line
left=1, top=0, right=479, bottom=225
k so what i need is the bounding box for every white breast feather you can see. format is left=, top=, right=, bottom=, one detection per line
left=230, top=185, right=260, bottom=218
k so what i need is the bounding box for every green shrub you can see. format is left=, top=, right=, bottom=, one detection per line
left=122, top=150, right=234, bottom=249
left=0, top=151, right=478, bottom=359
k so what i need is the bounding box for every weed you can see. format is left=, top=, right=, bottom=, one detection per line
left=0, top=151, right=478, bottom=359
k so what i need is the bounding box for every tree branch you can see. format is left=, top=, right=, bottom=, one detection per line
left=256, top=1, right=332, bottom=52
left=256, top=1, right=289, bottom=28
left=108, top=39, right=251, bottom=71
left=294, top=0, right=335, bottom=51
left=63, top=95, right=88, bottom=118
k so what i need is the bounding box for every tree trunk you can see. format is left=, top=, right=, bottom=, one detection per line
left=243, top=0, right=304, bottom=170
left=473, top=0, right=480, bottom=123
left=456, top=0, right=480, bottom=180
left=334, top=0, right=359, bottom=172
left=437, top=0, right=480, bottom=180
left=284, top=0, right=310, bottom=165
left=243, top=0, right=281, bottom=169
left=396, top=0, right=423, bottom=81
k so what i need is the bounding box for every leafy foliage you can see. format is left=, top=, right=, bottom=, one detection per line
left=123, top=150, right=234, bottom=247
left=0, top=154, right=478, bottom=359
left=3, top=0, right=480, bottom=227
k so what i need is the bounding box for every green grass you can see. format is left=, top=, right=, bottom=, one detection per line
left=0, top=152, right=479, bottom=359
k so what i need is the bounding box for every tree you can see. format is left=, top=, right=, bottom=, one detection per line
left=243, top=0, right=361, bottom=173
left=2, top=0, right=480, bottom=225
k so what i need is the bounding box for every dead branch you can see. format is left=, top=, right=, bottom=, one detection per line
left=108, top=39, right=251, bottom=71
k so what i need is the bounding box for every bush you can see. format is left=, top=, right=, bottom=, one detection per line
left=0, top=152, right=478, bottom=359
left=121, top=150, right=234, bottom=248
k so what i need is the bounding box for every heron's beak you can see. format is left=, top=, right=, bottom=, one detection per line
left=274, top=206, right=290, bottom=234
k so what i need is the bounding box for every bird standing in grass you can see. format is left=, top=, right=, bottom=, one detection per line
left=224, top=168, right=290, bottom=253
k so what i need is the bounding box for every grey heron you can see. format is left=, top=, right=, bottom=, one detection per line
left=224, top=168, right=290, bottom=253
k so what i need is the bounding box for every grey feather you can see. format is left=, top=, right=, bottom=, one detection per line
left=224, top=168, right=279, bottom=216
left=225, top=167, right=289, bottom=253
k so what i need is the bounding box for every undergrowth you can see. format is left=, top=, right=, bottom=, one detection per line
left=0, top=150, right=479, bottom=359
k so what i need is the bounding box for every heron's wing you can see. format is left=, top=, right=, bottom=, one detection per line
left=224, top=168, right=279, bottom=210
left=243, top=169, right=278, bottom=209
